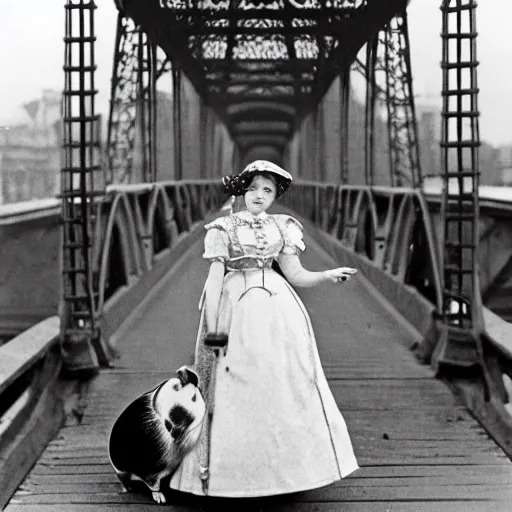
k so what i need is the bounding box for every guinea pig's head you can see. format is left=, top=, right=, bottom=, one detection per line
left=176, top=365, right=199, bottom=388
left=152, top=367, right=205, bottom=443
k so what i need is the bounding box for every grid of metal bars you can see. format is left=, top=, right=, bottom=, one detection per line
left=61, top=0, right=105, bottom=370
left=440, top=0, right=480, bottom=329
left=136, top=33, right=158, bottom=182
left=107, top=14, right=169, bottom=184
left=360, top=12, right=421, bottom=188
left=123, top=0, right=373, bottom=155
left=383, top=14, right=422, bottom=188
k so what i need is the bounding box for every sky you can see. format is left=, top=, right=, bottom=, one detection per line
left=0, top=0, right=511, bottom=146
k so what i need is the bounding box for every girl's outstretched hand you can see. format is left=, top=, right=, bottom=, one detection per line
left=325, top=267, right=358, bottom=284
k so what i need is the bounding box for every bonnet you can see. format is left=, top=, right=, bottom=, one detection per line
left=222, top=160, right=293, bottom=199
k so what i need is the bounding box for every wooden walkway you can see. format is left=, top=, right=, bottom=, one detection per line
left=6, top=223, right=512, bottom=511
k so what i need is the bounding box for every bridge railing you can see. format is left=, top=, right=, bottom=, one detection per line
left=2, top=179, right=512, bottom=505
left=63, top=179, right=225, bottom=368
left=282, top=180, right=512, bottom=456
left=0, top=180, right=224, bottom=508
left=2, top=180, right=511, bottom=368
left=282, top=181, right=443, bottom=354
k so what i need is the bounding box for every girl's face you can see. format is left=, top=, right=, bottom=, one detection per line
left=244, top=175, right=276, bottom=215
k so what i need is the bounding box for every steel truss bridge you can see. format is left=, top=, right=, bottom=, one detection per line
left=2, top=0, right=512, bottom=510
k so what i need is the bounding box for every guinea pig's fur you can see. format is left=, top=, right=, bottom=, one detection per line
left=108, top=366, right=205, bottom=504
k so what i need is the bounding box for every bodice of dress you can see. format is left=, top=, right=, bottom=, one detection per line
left=202, top=210, right=305, bottom=271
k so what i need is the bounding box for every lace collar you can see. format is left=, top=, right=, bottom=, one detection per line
left=232, top=210, right=270, bottom=225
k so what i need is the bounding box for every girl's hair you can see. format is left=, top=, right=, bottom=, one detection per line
left=222, top=171, right=289, bottom=198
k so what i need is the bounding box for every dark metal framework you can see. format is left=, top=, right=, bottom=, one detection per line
left=107, top=14, right=171, bottom=184
left=359, top=11, right=421, bottom=187
left=117, top=0, right=408, bottom=158
left=439, top=0, right=481, bottom=330
left=383, top=14, right=421, bottom=187
left=364, top=37, right=378, bottom=186
left=61, top=0, right=106, bottom=370
left=339, top=70, right=350, bottom=184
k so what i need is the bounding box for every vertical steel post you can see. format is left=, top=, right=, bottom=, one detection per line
left=339, top=69, right=350, bottom=185
left=434, top=0, right=493, bottom=388
left=107, top=15, right=162, bottom=184
left=61, top=0, right=108, bottom=372
left=439, top=0, right=480, bottom=330
left=364, top=39, right=377, bottom=187
left=383, top=14, right=422, bottom=188
left=173, top=64, right=183, bottom=180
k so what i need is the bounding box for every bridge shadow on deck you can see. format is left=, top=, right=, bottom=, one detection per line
left=5, top=212, right=512, bottom=512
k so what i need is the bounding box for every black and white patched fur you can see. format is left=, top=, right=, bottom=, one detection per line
left=108, top=366, right=205, bottom=504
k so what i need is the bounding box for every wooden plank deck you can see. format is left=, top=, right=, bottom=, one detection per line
left=6, top=226, right=512, bottom=512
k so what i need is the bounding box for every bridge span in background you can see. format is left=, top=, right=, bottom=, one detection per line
left=2, top=0, right=512, bottom=510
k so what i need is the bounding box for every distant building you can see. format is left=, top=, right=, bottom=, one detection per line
left=416, top=102, right=441, bottom=179
left=0, top=90, right=61, bottom=204
left=416, top=99, right=503, bottom=186
left=496, top=145, right=512, bottom=185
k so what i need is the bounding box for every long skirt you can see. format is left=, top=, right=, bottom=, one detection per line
left=169, top=268, right=359, bottom=497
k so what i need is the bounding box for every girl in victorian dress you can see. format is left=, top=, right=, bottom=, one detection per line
left=170, top=160, right=359, bottom=498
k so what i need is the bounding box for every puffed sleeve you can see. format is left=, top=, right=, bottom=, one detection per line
left=277, top=215, right=306, bottom=256
left=203, top=220, right=230, bottom=262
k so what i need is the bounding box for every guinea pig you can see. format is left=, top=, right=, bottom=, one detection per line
left=108, top=365, right=206, bottom=504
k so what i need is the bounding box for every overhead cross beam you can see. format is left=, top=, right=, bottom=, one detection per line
left=113, top=0, right=409, bottom=161
left=237, top=134, right=289, bottom=149
left=117, top=0, right=403, bottom=150
left=233, top=121, right=291, bottom=134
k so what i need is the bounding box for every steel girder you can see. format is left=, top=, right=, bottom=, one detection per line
left=439, top=0, right=481, bottom=332
left=339, top=69, right=350, bottom=184
left=61, top=0, right=109, bottom=371
left=383, top=15, right=421, bottom=188
left=107, top=14, right=171, bottom=184
left=359, top=12, right=421, bottom=188
left=116, top=0, right=408, bottom=154
left=432, top=0, right=501, bottom=397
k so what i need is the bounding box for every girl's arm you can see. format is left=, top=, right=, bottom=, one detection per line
left=204, top=261, right=225, bottom=331
left=277, top=253, right=357, bottom=288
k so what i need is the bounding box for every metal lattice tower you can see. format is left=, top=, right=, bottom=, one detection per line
left=118, top=0, right=378, bottom=159
left=358, top=12, right=421, bottom=187
left=440, top=0, right=481, bottom=330
left=136, top=33, right=158, bottom=183
left=383, top=14, right=422, bottom=188
left=61, top=0, right=106, bottom=370
left=107, top=14, right=170, bottom=184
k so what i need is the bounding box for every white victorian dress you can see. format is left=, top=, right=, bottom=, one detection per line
left=169, top=210, right=359, bottom=497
